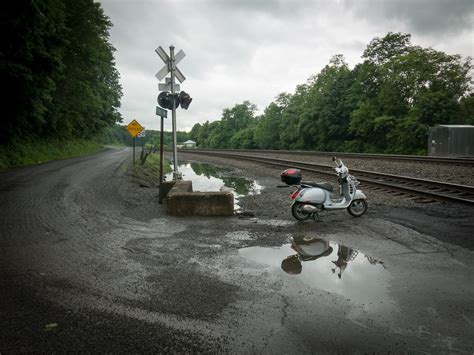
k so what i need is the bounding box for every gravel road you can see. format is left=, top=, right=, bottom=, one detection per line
left=1, top=147, right=473, bottom=353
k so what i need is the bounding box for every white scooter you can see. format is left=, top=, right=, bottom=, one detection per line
left=281, top=157, right=368, bottom=221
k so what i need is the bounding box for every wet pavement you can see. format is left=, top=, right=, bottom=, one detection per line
left=1, top=148, right=473, bottom=353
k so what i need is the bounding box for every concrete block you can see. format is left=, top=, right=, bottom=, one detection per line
left=159, top=180, right=192, bottom=203
left=159, top=181, right=176, bottom=203
left=171, top=180, right=193, bottom=193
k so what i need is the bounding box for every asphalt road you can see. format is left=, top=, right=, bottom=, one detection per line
left=1, top=148, right=473, bottom=353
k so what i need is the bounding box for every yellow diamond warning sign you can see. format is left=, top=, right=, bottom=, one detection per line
left=127, top=119, right=144, bottom=137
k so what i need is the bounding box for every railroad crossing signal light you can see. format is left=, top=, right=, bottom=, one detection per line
left=157, top=91, right=192, bottom=110
left=157, top=91, right=177, bottom=110
left=178, top=91, right=192, bottom=110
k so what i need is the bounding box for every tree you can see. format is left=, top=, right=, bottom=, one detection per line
left=0, top=0, right=122, bottom=146
left=278, top=85, right=309, bottom=149
left=454, top=94, right=474, bottom=124
left=298, top=55, right=355, bottom=151
left=254, top=93, right=290, bottom=149
left=1, top=0, right=66, bottom=144
left=184, top=32, right=472, bottom=155
left=47, top=0, right=122, bottom=138
left=350, top=32, right=472, bottom=153
left=362, top=32, right=412, bottom=65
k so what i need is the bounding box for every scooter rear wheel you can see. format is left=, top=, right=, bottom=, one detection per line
left=347, top=199, right=368, bottom=217
left=292, top=202, right=312, bottom=221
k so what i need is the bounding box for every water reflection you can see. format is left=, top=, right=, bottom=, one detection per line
left=281, top=238, right=333, bottom=275
left=282, top=236, right=384, bottom=279
left=221, top=176, right=261, bottom=196
left=239, top=237, right=387, bottom=305
left=165, top=162, right=263, bottom=209
left=188, top=162, right=231, bottom=179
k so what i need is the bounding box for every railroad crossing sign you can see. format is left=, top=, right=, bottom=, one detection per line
left=158, top=77, right=180, bottom=92
left=155, top=45, right=186, bottom=83
left=127, top=119, right=144, bottom=137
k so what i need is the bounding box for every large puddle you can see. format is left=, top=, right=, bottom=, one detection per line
left=239, top=236, right=388, bottom=305
left=165, top=162, right=263, bottom=209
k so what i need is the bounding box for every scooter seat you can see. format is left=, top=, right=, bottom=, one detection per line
left=301, top=181, right=333, bottom=191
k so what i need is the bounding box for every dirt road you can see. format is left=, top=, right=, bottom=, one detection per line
left=1, top=148, right=473, bottom=353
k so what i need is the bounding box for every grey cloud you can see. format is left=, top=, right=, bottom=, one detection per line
left=211, top=0, right=311, bottom=17
left=344, top=0, right=474, bottom=36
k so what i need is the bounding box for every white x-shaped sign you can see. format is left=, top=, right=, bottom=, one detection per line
left=155, top=46, right=186, bottom=83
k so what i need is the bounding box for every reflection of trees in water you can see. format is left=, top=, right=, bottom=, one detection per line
left=190, top=162, right=227, bottom=178
left=221, top=176, right=256, bottom=195
left=189, top=162, right=256, bottom=195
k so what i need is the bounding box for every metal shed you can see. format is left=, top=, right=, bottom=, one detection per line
left=183, top=140, right=196, bottom=148
left=428, top=125, right=474, bottom=157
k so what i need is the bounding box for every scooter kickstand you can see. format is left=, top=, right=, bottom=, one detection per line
left=312, top=212, right=319, bottom=222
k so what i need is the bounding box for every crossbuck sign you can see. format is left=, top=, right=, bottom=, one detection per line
left=155, top=46, right=186, bottom=84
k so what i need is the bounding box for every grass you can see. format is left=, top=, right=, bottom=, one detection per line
left=0, top=138, right=105, bottom=170
left=0, top=138, right=170, bottom=187
left=130, top=152, right=171, bottom=187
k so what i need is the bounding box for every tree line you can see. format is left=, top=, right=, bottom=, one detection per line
left=1, top=0, right=122, bottom=146
left=103, top=124, right=190, bottom=148
left=190, top=33, right=473, bottom=154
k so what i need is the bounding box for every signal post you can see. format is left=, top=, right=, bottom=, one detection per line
left=154, top=45, right=192, bottom=181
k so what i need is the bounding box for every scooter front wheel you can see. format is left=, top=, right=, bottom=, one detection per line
left=291, top=202, right=312, bottom=221
left=347, top=199, right=368, bottom=217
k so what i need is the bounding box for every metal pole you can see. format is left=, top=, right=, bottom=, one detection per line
left=133, top=137, right=135, bottom=165
left=169, top=45, right=180, bottom=180
left=159, top=115, right=164, bottom=204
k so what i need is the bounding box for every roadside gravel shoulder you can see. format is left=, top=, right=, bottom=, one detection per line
left=175, top=151, right=474, bottom=250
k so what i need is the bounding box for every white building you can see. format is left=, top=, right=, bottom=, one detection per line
left=183, top=140, right=197, bottom=148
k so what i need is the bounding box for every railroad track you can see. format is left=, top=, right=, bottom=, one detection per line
left=179, top=150, right=474, bottom=205
left=184, top=148, right=474, bottom=166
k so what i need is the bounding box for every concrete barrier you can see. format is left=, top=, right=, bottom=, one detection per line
left=159, top=180, right=177, bottom=203
left=164, top=180, right=234, bottom=216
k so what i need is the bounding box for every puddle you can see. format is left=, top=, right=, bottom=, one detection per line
left=165, top=162, right=263, bottom=209
left=239, top=236, right=388, bottom=305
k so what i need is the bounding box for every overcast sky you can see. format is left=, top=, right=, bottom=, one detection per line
left=99, top=0, right=474, bottom=132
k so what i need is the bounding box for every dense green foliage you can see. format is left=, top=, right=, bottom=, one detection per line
left=0, top=138, right=103, bottom=170
left=131, top=152, right=171, bottom=187
left=191, top=33, right=473, bottom=154
left=101, top=124, right=190, bottom=149
left=145, top=129, right=190, bottom=148
left=1, top=0, right=122, bottom=147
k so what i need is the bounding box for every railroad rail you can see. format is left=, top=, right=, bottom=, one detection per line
left=179, top=149, right=474, bottom=205
left=183, top=148, right=474, bottom=166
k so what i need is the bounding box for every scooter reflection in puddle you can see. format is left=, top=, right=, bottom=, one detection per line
left=281, top=236, right=358, bottom=279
